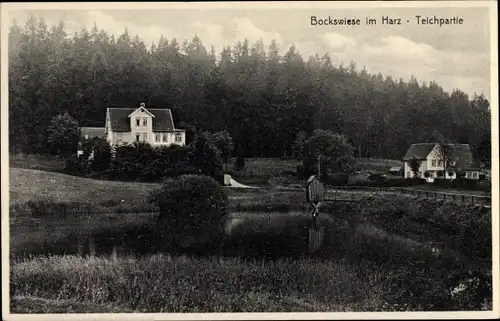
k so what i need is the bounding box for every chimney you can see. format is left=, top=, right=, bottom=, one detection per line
left=140, top=102, right=145, bottom=108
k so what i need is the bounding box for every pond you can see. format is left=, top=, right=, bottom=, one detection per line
left=13, top=209, right=450, bottom=266
left=14, top=210, right=348, bottom=260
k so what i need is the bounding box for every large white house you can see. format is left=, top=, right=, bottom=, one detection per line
left=402, top=143, right=481, bottom=181
left=80, top=102, right=186, bottom=148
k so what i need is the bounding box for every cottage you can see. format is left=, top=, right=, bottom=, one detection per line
left=105, top=102, right=185, bottom=147
left=77, top=102, right=185, bottom=158
left=402, top=143, right=481, bottom=181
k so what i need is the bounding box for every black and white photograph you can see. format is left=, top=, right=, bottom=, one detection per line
left=1, top=1, right=498, bottom=319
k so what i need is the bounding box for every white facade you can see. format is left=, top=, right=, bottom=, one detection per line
left=403, top=143, right=477, bottom=181
left=105, top=106, right=186, bottom=147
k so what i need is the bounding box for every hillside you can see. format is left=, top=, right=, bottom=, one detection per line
left=9, top=168, right=160, bottom=204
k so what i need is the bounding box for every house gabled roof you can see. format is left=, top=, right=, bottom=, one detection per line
left=403, top=143, right=436, bottom=161
left=403, top=142, right=475, bottom=169
left=80, top=127, right=105, bottom=138
left=128, top=106, right=155, bottom=118
left=107, top=107, right=176, bottom=132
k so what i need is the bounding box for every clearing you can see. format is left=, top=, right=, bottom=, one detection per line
left=9, top=168, right=159, bottom=204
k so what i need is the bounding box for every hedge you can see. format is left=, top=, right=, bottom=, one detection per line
left=354, top=178, right=427, bottom=187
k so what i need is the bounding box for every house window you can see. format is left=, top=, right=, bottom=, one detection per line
left=136, top=117, right=141, bottom=127
left=155, top=133, right=160, bottom=142
left=143, top=118, right=148, bottom=126
left=431, top=160, right=436, bottom=167
left=163, top=133, right=168, bottom=142
left=142, top=133, right=148, bottom=142
left=407, top=172, right=411, bottom=178
left=438, top=160, right=443, bottom=167
left=175, top=133, right=182, bottom=143
left=117, top=133, right=122, bottom=144
left=136, top=134, right=140, bottom=142
left=472, top=172, right=478, bottom=179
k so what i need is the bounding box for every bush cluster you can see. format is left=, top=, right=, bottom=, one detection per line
left=355, top=178, right=427, bottom=187
left=323, top=172, right=350, bottom=186
left=65, top=138, right=225, bottom=183
left=233, top=156, right=246, bottom=171
left=150, top=175, right=229, bottom=252
left=434, top=178, right=490, bottom=192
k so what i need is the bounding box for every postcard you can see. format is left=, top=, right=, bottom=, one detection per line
left=1, top=1, right=498, bottom=320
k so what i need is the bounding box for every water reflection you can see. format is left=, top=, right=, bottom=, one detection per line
left=22, top=211, right=316, bottom=260
left=74, top=229, right=159, bottom=259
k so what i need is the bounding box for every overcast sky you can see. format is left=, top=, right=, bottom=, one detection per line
left=7, top=4, right=492, bottom=99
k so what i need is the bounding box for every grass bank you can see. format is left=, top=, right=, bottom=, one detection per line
left=11, top=251, right=491, bottom=313
left=10, top=255, right=387, bottom=312
left=9, top=168, right=159, bottom=205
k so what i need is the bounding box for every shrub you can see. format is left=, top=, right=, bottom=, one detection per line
left=368, top=173, right=386, bottom=183
left=64, top=156, right=87, bottom=175
left=301, top=130, right=355, bottom=176
left=153, top=175, right=229, bottom=250
left=88, top=138, right=112, bottom=172
left=164, top=161, right=200, bottom=178
left=382, top=266, right=453, bottom=310
left=234, top=156, right=246, bottom=171
left=186, top=133, right=223, bottom=180
left=47, top=113, right=80, bottom=158
left=355, top=178, right=426, bottom=187
left=424, top=171, right=431, bottom=178
left=437, top=171, right=444, bottom=178
left=324, top=172, right=349, bottom=186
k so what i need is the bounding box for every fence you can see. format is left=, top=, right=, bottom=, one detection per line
left=396, top=188, right=491, bottom=206
left=327, top=185, right=491, bottom=206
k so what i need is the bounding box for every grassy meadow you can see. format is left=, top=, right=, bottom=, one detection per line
left=8, top=156, right=493, bottom=312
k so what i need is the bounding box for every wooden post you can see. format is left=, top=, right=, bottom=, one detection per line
left=111, top=244, right=117, bottom=262
left=317, top=155, right=321, bottom=177
left=461, top=195, right=465, bottom=203
left=471, top=196, right=475, bottom=205
left=88, top=234, right=95, bottom=257
left=77, top=235, right=84, bottom=256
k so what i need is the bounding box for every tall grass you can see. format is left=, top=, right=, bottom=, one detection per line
left=8, top=254, right=397, bottom=312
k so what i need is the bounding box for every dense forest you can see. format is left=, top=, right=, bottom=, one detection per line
left=8, top=17, right=492, bottom=164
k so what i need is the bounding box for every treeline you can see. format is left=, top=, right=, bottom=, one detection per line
left=8, top=16, right=491, bottom=165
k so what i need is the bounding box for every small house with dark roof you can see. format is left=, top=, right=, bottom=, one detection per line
left=80, top=127, right=105, bottom=140
left=77, top=127, right=106, bottom=158
left=104, top=102, right=185, bottom=147
left=403, top=143, right=480, bottom=181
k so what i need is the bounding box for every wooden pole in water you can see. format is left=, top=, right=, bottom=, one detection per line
left=88, top=234, right=95, bottom=257
left=111, top=244, right=117, bottom=262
